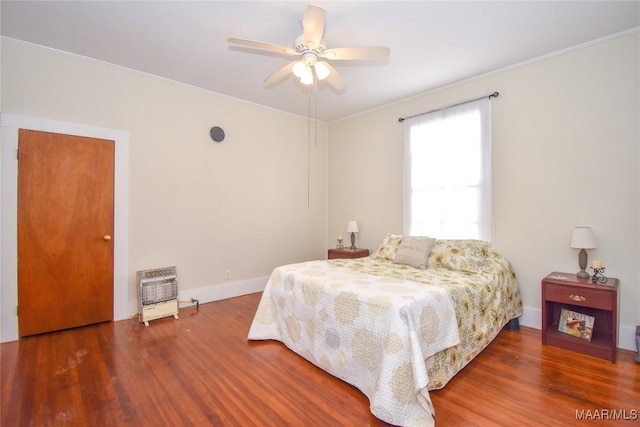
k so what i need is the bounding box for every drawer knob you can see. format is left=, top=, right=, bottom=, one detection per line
left=569, top=294, right=586, bottom=302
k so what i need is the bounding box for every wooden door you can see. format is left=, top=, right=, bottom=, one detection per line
left=17, top=129, right=115, bottom=337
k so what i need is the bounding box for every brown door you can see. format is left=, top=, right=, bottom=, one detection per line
left=17, top=129, right=115, bottom=337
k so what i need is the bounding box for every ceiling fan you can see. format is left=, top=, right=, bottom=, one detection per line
left=228, top=4, right=390, bottom=91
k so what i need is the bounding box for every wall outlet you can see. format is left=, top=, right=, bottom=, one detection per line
left=225, top=270, right=231, bottom=280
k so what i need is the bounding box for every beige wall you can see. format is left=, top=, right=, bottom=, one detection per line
left=1, top=38, right=328, bottom=341
left=328, top=31, right=640, bottom=350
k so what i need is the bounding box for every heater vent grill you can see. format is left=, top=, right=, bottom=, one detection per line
left=137, top=266, right=179, bottom=326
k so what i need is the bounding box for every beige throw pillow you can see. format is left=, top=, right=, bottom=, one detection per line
left=393, top=236, right=436, bottom=269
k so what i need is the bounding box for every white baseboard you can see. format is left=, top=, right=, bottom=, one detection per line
left=111, top=276, right=269, bottom=324
left=618, top=325, right=638, bottom=352
left=520, top=306, right=637, bottom=352
left=518, top=305, right=541, bottom=330
left=174, top=276, right=268, bottom=309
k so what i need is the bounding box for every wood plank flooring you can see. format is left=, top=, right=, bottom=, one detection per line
left=1, top=292, right=638, bottom=426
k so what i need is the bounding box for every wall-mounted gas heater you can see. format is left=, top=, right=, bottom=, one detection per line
left=137, top=266, right=179, bottom=326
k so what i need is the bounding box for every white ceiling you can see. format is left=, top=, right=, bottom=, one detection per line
left=2, top=1, right=639, bottom=122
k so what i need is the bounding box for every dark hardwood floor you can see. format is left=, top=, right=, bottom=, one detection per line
left=1, top=292, right=638, bottom=426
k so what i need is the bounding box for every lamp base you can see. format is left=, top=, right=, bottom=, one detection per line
left=576, top=270, right=590, bottom=279
left=350, top=232, right=356, bottom=250
left=576, top=248, right=589, bottom=279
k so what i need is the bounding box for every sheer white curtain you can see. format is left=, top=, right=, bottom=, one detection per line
left=403, top=97, right=493, bottom=242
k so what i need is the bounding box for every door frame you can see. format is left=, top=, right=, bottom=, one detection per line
left=1, top=113, right=131, bottom=342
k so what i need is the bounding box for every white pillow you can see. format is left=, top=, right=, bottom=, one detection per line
left=393, top=236, right=436, bottom=269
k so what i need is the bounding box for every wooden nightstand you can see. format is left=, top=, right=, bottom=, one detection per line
left=328, top=248, right=369, bottom=259
left=541, top=272, right=618, bottom=362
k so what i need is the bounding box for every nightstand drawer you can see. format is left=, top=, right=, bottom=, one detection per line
left=545, top=283, right=613, bottom=310
left=328, top=248, right=369, bottom=259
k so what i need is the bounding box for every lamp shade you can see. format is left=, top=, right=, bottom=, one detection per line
left=292, top=61, right=307, bottom=78
left=314, top=62, right=330, bottom=80
left=300, top=68, right=313, bottom=85
left=570, top=226, right=597, bottom=249
left=346, top=221, right=359, bottom=233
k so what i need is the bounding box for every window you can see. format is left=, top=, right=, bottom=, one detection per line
left=403, top=97, right=493, bottom=242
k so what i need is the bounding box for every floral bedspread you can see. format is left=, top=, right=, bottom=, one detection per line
left=248, top=241, right=522, bottom=427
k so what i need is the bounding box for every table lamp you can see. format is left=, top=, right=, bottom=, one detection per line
left=570, top=226, right=597, bottom=279
left=346, top=221, right=359, bottom=250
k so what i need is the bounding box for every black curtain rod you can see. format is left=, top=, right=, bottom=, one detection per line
left=398, top=91, right=499, bottom=123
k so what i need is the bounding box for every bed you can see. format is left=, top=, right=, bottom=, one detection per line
left=248, top=235, right=523, bottom=427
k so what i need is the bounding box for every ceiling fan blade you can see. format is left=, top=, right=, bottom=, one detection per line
left=322, top=46, right=390, bottom=61
left=303, top=5, right=326, bottom=49
left=264, top=62, right=296, bottom=88
left=228, top=37, right=298, bottom=57
left=321, top=62, right=345, bottom=91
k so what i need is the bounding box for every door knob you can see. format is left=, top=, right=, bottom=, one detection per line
left=103, top=235, right=112, bottom=241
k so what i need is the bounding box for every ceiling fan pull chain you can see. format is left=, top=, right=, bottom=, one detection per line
left=307, top=90, right=312, bottom=208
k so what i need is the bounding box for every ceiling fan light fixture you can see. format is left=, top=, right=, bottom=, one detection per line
left=292, top=61, right=308, bottom=78
left=300, top=70, right=314, bottom=85
left=314, top=61, right=330, bottom=80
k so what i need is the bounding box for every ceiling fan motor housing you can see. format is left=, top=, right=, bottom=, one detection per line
left=302, top=51, right=318, bottom=66
left=294, top=34, right=326, bottom=56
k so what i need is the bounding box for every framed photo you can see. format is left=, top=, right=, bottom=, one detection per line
left=558, top=308, right=595, bottom=342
